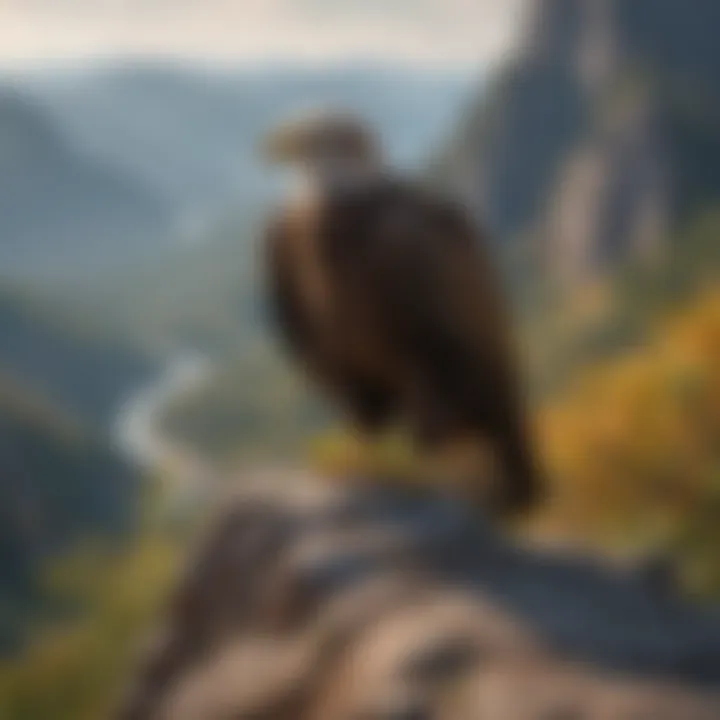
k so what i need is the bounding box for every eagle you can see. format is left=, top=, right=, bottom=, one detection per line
left=262, top=111, right=541, bottom=516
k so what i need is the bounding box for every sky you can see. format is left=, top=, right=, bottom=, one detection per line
left=0, top=0, right=528, bottom=70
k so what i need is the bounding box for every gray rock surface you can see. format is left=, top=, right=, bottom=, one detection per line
left=118, top=470, right=720, bottom=719
left=436, top=0, right=720, bottom=283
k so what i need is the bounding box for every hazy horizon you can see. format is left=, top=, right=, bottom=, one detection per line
left=0, top=0, right=527, bottom=72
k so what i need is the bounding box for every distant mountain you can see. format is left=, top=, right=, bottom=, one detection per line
left=25, top=63, right=473, bottom=215
left=0, top=87, right=169, bottom=280
left=437, top=0, right=720, bottom=284
left=5, top=63, right=473, bottom=349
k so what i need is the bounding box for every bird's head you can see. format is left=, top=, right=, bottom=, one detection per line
left=262, top=110, right=382, bottom=176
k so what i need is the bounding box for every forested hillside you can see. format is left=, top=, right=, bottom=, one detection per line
left=0, top=374, right=139, bottom=649
left=0, top=88, right=169, bottom=280
left=0, top=290, right=153, bottom=425
left=0, top=287, right=154, bottom=646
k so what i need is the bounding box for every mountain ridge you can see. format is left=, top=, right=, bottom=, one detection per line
left=0, top=86, right=170, bottom=279
left=436, top=0, right=720, bottom=284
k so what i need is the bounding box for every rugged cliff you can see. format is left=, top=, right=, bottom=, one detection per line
left=438, top=0, right=720, bottom=283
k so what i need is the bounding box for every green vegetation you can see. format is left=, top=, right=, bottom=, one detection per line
left=0, top=517, right=181, bottom=720
left=0, top=371, right=140, bottom=649
left=0, top=287, right=153, bottom=648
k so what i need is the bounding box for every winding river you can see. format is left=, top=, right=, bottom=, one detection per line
left=112, top=352, right=213, bottom=496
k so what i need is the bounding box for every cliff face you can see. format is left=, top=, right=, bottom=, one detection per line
left=440, top=0, right=720, bottom=283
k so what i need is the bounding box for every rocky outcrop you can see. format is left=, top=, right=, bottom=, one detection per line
left=438, top=0, right=720, bottom=284
left=118, top=471, right=720, bottom=719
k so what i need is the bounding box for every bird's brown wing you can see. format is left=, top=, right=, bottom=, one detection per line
left=368, top=186, right=515, bottom=388
left=265, top=201, right=399, bottom=431
left=363, top=185, right=540, bottom=512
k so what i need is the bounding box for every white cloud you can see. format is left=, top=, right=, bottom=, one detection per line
left=0, top=0, right=528, bottom=69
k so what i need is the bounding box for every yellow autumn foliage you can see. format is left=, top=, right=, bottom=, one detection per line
left=538, top=290, right=720, bottom=592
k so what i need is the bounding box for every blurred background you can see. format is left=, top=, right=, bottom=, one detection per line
left=0, top=1, right=718, bottom=717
